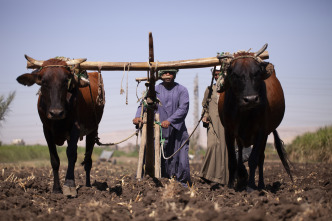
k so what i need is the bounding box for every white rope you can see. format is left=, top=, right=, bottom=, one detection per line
left=126, top=63, right=130, bottom=105
left=120, top=63, right=130, bottom=105
left=120, top=64, right=126, bottom=95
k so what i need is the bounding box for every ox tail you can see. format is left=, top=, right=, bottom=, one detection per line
left=273, top=130, right=294, bottom=182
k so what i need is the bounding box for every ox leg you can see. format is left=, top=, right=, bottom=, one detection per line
left=43, top=127, right=62, bottom=193
left=247, top=134, right=267, bottom=191
left=258, top=136, right=268, bottom=190
left=247, top=146, right=258, bottom=190
left=82, top=129, right=97, bottom=187
left=225, top=130, right=236, bottom=189
left=236, top=143, right=248, bottom=190
left=63, top=124, right=80, bottom=197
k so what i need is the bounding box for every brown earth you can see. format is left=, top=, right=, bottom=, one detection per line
left=0, top=159, right=331, bottom=221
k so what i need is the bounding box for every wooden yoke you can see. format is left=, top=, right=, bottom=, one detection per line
left=26, top=52, right=269, bottom=70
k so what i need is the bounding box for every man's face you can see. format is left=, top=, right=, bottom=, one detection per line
left=162, top=72, right=175, bottom=83
left=214, top=71, right=221, bottom=81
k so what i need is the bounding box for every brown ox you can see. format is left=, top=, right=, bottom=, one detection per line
left=17, top=55, right=105, bottom=197
left=217, top=44, right=292, bottom=191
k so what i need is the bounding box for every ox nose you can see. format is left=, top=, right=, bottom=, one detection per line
left=48, top=109, right=65, bottom=119
left=243, top=95, right=259, bottom=104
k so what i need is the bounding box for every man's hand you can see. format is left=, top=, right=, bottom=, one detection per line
left=161, top=120, right=171, bottom=128
left=133, top=117, right=142, bottom=125
left=202, top=116, right=210, bottom=124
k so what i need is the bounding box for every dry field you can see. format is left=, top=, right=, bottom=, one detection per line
left=0, top=159, right=331, bottom=220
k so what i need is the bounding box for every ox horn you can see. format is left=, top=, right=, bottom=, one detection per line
left=25, top=54, right=44, bottom=67
left=255, top=43, right=268, bottom=57
left=66, top=58, right=87, bottom=66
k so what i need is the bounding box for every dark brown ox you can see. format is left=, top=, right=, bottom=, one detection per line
left=17, top=55, right=105, bottom=197
left=217, top=44, right=292, bottom=191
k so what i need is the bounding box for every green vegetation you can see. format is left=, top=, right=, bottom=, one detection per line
left=265, top=143, right=279, bottom=160
left=189, top=146, right=206, bottom=157
left=0, top=145, right=140, bottom=165
left=3, top=125, right=331, bottom=165
left=0, top=145, right=103, bottom=164
left=112, top=149, right=138, bottom=158
left=286, top=126, right=332, bottom=163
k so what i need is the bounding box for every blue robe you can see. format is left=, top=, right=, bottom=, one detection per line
left=136, top=82, right=191, bottom=185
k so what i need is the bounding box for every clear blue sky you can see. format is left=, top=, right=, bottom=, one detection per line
left=1, top=0, right=331, bottom=144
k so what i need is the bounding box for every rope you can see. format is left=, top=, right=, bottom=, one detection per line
left=41, top=65, right=67, bottom=68
left=136, top=81, right=141, bottom=102
left=126, top=63, right=130, bottom=105
left=95, top=130, right=139, bottom=146
left=141, top=98, right=156, bottom=111
left=120, top=64, right=126, bottom=95
left=120, top=63, right=130, bottom=104
left=157, top=111, right=205, bottom=160
left=97, top=62, right=102, bottom=73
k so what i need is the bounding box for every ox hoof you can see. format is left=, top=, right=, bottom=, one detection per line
left=63, top=179, right=77, bottom=198
left=63, top=185, right=77, bottom=198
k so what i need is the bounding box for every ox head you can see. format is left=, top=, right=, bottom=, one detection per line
left=17, top=55, right=88, bottom=120
left=217, top=44, right=273, bottom=110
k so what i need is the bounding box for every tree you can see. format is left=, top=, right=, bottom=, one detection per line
left=0, top=91, right=16, bottom=126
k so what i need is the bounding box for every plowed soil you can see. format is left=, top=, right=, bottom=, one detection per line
left=0, top=159, right=331, bottom=221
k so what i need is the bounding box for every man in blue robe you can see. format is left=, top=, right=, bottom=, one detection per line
left=133, top=69, right=191, bottom=186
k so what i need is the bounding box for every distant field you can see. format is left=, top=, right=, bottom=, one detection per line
left=0, top=145, right=100, bottom=164
left=0, top=145, right=139, bottom=166
left=1, top=125, right=330, bottom=165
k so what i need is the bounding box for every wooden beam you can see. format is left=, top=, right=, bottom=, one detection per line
left=26, top=51, right=269, bottom=71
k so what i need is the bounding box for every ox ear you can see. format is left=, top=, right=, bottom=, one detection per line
left=260, top=62, right=274, bottom=80
left=16, top=71, right=42, bottom=86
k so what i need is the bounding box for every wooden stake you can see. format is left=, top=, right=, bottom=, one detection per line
left=136, top=112, right=147, bottom=179
left=154, top=113, right=161, bottom=178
